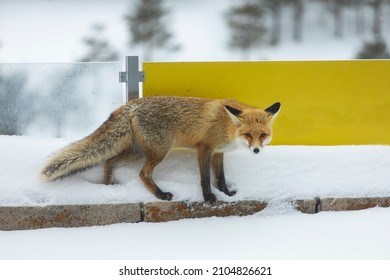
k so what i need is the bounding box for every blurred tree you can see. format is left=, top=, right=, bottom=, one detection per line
left=319, top=0, right=380, bottom=39
left=354, top=0, right=366, bottom=35
left=328, top=0, right=348, bottom=38
left=370, top=0, right=384, bottom=38
left=356, top=38, right=390, bottom=59
left=124, top=0, right=179, bottom=61
left=0, top=72, right=37, bottom=135
left=315, top=0, right=353, bottom=38
left=41, top=67, right=90, bottom=138
left=292, top=0, right=304, bottom=42
left=225, top=1, right=267, bottom=59
left=80, top=23, right=119, bottom=62
left=263, top=0, right=290, bottom=45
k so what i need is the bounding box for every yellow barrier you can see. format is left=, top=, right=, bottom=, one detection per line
left=143, top=60, right=390, bottom=145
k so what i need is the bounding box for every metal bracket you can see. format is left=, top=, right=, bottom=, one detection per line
left=119, top=56, right=144, bottom=102
left=138, top=71, right=145, bottom=82
left=119, top=71, right=127, bottom=83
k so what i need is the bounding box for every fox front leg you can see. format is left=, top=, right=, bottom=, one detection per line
left=197, top=147, right=217, bottom=203
left=211, top=153, right=236, bottom=197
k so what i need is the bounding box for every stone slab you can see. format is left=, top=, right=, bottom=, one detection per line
left=143, top=200, right=268, bottom=222
left=293, top=199, right=319, bottom=214
left=0, top=203, right=141, bottom=231
left=320, top=197, right=390, bottom=212
left=2, top=197, right=390, bottom=230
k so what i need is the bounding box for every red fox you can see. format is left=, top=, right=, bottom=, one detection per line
left=40, top=96, right=280, bottom=203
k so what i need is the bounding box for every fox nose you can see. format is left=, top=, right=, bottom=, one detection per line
left=253, top=147, right=260, bottom=154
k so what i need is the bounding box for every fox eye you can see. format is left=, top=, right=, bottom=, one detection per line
left=260, top=133, right=268, bottom=138
left=244, top=133, right=252, bottom=138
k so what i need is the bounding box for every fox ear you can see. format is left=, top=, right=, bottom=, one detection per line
left=225, top=105, right=242, bottom=126
left=265, top=102, right=281, bottom=122
left=225, top=105, right=242, bottom=117
left=265, top=102, right=281, bottom=115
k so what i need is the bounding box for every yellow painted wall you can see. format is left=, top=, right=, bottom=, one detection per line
left=143, top=60, right=390, bottom=145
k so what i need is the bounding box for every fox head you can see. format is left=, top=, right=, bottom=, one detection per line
left=225, top=102, right=281, bottom=154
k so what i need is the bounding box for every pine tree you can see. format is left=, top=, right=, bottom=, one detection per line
left=354, top=0, right=366, bottom=35
left=225, top=1, right=267, bottom=59
left=124, top=0, right=177, bottom=61
left=292, top=0, right=304, bottom=42
left=263, top=0, right=290, bottom=45
left=371, top=0, right=383, bottom=38
left=80, top=23, right=119, bottom=62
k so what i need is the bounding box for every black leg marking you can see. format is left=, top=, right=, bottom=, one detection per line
left=212, top=153, right=236, bottom=197
left=198, top=147, right=216, bottom=203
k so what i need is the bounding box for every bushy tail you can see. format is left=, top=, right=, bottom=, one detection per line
left=40, top=109, right=134, bottom=182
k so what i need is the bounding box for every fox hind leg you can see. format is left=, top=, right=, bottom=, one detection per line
left=139, top=148, right=173, bottom=201
left=104, top=148, right=142, bottom=184
left=211, top=153, right=236, bottom=197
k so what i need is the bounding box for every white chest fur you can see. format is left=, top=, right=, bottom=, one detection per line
left=215, top=137, right=248, bottom=153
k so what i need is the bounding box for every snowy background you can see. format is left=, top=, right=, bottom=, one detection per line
left=1, top=0, right=390, bottom=63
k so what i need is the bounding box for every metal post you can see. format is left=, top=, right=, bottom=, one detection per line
left=119, top=56, right=145, bottom=102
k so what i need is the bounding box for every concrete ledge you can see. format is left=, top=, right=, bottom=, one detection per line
left=1, top=197, right=389, bottom=231
left=320, top=197, right=390, bottom=211
left=0, top=203, right=141, bottom=231
left=143, top=200, right=268, bottom=222
left=293, top=199, right=319, bottom=214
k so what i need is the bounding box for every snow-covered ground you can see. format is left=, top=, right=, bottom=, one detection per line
left=1, top=136, right=390, bottom=206
left=1, top=135, right=390, bottom=260
left=1, top=207, right=390, bottom=260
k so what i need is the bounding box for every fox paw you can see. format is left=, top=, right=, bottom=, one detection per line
left=219, top=187, right=236, bottom=197
left=157, top=191, right=173, bottom=201
left=225, top=190, right=236, bottom=197
left=204, top=193, right=217, bottom=203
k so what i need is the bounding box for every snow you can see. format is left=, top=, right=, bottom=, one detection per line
left=1, top=206, right=390, bottom=260
left=1, top=136, right=390, bottom=260
left=1, top=135, right=390, bottom=206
